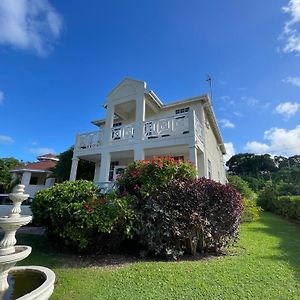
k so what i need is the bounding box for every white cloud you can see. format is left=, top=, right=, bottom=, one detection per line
left=27, top=147, right=55, bottom=155
left=224, top=142, right=236, bottom=162
left=245, top=141, right=270, bottom=154
left=0, top=135, right=14, bottom=144
left=283, top=76, right=300, bottom=86
left=219, top=118, right=235, bottom=129
left=220, top=95, right=235, bottom=106
left=275, top=101, right=300, bottom=118
left=244, top=125, right=300, bottom=156
left=0, top=0, right=63, bottom=56
left=281, top=0, right=300, bottom=53
left=233, top=111, right=243, bottom=117
left=241, top=96, right=260, bottom=107
left=0, top=90, right=4, bottom=105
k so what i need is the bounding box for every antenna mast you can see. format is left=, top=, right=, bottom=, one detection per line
left=206, top=74, right=213, bottom=105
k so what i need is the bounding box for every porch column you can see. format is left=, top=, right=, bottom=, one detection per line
left=21, top=172, right=31, bottom=186
left=134, top=147, right=145, bottom=161
left=135, top=95, right=145, bottom=141
left=103, top=103, right=115, bottom=143
left=93, top=161, right=101, bottom=182
left=198, top=151, right=208, bottom=178
left=99, top=151, right=111, bottom=182
left=69, top=157, right=79, bottom=181
left=189, top=146, right=198, bottom=178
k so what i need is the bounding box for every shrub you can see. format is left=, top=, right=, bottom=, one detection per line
left=273, top=195, right=300, bottom=221
left=31, top=180, right=136, bottom=252
left=139, top=178, right=243, bottom=260
left=227, top=175, right=256, bottom=201
left=241, top=198, right=262, bottom=222
left=257, top=181, right=280, bottom=212
left=228, top=176, right=262, bottom=222
left=117, top=157, right=196, bottom=201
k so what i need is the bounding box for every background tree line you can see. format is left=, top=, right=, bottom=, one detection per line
left=226, top=153, right=300, bottom=195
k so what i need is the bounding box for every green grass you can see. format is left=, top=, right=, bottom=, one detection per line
left=18, top=213, right=300, bottom=300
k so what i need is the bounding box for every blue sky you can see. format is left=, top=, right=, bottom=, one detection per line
left=0, top=0, right=300, bottom=162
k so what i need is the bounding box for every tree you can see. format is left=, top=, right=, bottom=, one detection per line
left=226, top=153, right=276, bottom=177
left=53, top=147, right=95, bottom=182
left=0, top=158, right=23, bottom=193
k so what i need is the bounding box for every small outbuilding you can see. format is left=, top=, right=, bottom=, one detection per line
left=10, top=154, right=58, bottom=197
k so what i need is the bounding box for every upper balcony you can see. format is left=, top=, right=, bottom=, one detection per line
left=74, top=111, right=203, bottom=152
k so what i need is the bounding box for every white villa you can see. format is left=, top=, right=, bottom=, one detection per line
left=70, top=78, right=227, bottom=184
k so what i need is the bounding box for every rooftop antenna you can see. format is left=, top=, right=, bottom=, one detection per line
left=206, top=74, right=213, bottom=105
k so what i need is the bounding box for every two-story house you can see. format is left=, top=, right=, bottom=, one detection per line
left=69, top=78, right=227, bottom=185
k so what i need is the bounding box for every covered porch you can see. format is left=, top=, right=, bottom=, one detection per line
left=69, top=144, right=207, bottom=184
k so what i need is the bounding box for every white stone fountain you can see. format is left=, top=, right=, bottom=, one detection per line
left=0, top=185, right=55, bottom=300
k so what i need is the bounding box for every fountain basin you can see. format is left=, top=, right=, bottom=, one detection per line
left=1, top=266, right=55, bottom=300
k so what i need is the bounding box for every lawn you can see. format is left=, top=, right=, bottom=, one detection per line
left=18, top=212, right=300, bottom=300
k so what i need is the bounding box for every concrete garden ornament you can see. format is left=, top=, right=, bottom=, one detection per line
left=0, top=185, right=55, bottom=300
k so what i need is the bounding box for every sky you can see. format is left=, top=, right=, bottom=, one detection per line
left=0, top=0, right=300, bottom=162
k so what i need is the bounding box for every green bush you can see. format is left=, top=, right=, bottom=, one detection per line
left=118, top=157, right=197, bottom=201
left=228, top=175, right=261, bottom=222
left=241, top=198, right=262, bottom=222
left=138, top=178, right=243, bottom=260
left=31, top=180, right=136, bottom=252
left=257, top=181, right=280, bottom=212
left=273, top=196, right=300, bottom=221
left=227, top=175, right=256, bottom=201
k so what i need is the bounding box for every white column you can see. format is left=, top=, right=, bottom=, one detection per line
left=103, top=103, right=115, bottom=143
left=99, top=152, right=111, bottom=182
left=134, top=147, right=145, bottom=161
left=189, top=146, right=198, bottom=178
left=21, top=172, right=31, bottom=186
left=198, top=151, right=208, bottom=178
left=135, top=95, right=146, bottom=141
left=94, top=161, right=101, bottom=182
left=69, top=157, right=79, bottom=181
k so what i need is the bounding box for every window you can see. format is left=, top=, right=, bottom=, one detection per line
left=173, top=156, right=184, bottom=162
left=29, top=176, right=38, bottom=185
left=109, top=161, right=119, bottom=181
left=175, top=107, right=189, bottom=115
left=208, top=159, right=212, bottom=179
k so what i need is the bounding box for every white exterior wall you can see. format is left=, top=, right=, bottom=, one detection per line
left=203, top=112, right=225, bottom=183
left=14, top=171, right=55, bottom=197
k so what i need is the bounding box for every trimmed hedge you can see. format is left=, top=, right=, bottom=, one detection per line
left=139, top=178, right=243, bottom=259
left=273, top=196, right=300, bottom=221
left=31, top=180, right=136, bottom=252
left=258, top=183, right=300, bottom=222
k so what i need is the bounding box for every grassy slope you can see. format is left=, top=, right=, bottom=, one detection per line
left=19, top=213, right=300, bottom=300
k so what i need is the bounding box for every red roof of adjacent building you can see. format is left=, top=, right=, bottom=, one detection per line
left=37, top=153, right=58, bottom=159
left=11, top=160, right=57, bottom=172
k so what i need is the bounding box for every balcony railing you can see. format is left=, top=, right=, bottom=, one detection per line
left=143, top=114, right=189, bottom=139
left=75, top=112, right=203, bottom=151
left=194, top=115, right=203, bottom=143
left=111, top=123, right=135, bottom=141
left=76, top=131, right=102, bottom=150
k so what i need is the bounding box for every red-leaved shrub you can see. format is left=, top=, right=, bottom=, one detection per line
left=139, top=178, right=243, bottom=259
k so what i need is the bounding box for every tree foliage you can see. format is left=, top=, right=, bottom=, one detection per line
left=0, top=157, right=23, bottom=193
left=226, top=153, right=276, bottom=177
left=53, top=147, right=95, bottom=182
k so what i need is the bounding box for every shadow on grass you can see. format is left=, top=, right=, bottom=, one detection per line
left=16, top=231, right=228, bottom=270
left=250, top=212, right=300, bottom=280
